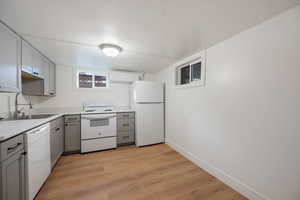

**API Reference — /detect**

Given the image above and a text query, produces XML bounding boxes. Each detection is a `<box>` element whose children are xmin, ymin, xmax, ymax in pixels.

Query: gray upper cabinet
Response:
<box><xmin>0</xmin><ymin>21</ymin><xmax>21</xmax><ymax>93</ymax></box>
<box><xmin>43</xmin><ymin>58</ymin><xmax>51</xmax><ymax>96</ymax></box>
<box><xmin>49</xmin><ymin>62</ymin><xmax>56</xmax><ymax>96</ymax></box>
<box><xmin>21</xmin><ymin>41</ymin><xmax>33</xmax><ymax>74</ymax></box>
<box><xmin>21</xmin><ymin>41</ymin><xmax>44</xmax><ymax>78</ymax></box>
<box><xmin>32</xmin><ymin>50</ymin><xmax>44</xmax><ymax>77</ymax></box>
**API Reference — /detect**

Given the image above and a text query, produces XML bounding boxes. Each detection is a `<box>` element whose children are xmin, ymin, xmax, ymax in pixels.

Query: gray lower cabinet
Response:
<box><xmin>0</xmin><ymin>135</ymin><xmax>25</xmax><ymax>200</ymax></box>
<box><xmin>117</xmin><ymin>112</ymin><xmax>135</xmax><ymax>146</ymax></box>
<box><xmin>50</xmin><ymin>117</ymin><xmax>64</xmax><ymax>168</ymax></box>
<box><xmin>0</xmin><ymin>21</ymin><xmax>21</xmax><ymax>93</ymax></box>
<box><xmin>64</xmin><ymin>115</ymin><xmax>81</xmax><ymax>153</ymax></box>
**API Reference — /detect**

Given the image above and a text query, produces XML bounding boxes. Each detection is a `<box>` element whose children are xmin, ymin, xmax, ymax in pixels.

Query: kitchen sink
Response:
<box><xmin>4</xmin><ymin>114</ymin><xmax>57</xmax><ymax>121</ymax></box>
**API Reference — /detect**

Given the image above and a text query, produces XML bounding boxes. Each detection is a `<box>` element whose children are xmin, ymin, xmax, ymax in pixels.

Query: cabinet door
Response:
<box><xmin>32</xmin><ymin>50</ymin><xmax>43</xmax><ymax>77</ymax></box>
<box><xmin>55</xmin><ymin>117</ymin><xmax>64</xmax><ymax>157</ymax></box>
<box><xmin>21</xmin><ymin>41</ymin><xmax>33</xmax><ymax>74</ymax></box>
<box><xmin>0</xmin><ymin>151</ymin><xmax>25</xmax><ymax>200</ymax></box>
<box><xmin>65</xmin><ymin>123</ymin><xmax>81</xmax><ymax>152</ymax></box>
<box><xmin>43</xmin><ymin>58</ymin><xmax>50</xmax><ymax>95</ymax></box>
<box><xmin>0</xmin><ymin>22</ymin><xmax>21</xmax><ymax>92</ymax></box>
<box><xmin>50</xmin><ymin>124</ymin><xmax>56</xmax><ymax>167</ymax></box>
<box><xmin>49</xmin><ymin>62</ymin><xmax>56</xmax><ymax>96</ymax></box>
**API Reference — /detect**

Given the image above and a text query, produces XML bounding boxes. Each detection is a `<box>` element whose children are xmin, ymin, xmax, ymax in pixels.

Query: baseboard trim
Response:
<box><xmin>166</xmin><ymin>140</ymin><xmax>270</xmax><ymax>200</ymax></box>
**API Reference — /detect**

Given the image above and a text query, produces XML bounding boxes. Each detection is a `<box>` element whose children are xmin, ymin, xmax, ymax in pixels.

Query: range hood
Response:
<box><xmin>21</xmin><ymin>71</ymin><xmax>44</xmax><ymax>96</ymax></box>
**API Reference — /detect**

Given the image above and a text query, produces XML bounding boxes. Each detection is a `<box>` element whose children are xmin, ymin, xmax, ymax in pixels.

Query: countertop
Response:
<box><xmin>0</xmin><ymin>108</ymin><xmax>135</xmax><ymax>142</ymax></box>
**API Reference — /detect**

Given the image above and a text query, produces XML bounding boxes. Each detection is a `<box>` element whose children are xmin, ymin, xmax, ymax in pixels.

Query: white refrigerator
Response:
<box><xmin>132</xmin><ymin>81</ymin><xmax>164</xmax><ymax>147</ymax></box>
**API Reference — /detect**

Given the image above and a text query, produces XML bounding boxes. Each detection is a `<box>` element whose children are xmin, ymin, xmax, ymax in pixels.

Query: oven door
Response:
<box><xmin>81</xmin><ymin>114</ymin><xmax>117</xmax><ymax>139</ymax></box>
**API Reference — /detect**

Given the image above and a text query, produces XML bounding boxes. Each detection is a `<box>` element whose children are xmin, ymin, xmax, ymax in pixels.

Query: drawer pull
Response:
<box><xmin>7</xmin><ymin>142</ymin><xmax>22</xmax><ymax>151</ymax></box>
<box><xmin>122</xmin><ymin>123</ymin><xmax>130</xmax><ymax>127</ymax></box>
<box><xmin>122</xmin><ymin>115</ymin><xmax>129</xmax><ymax>118</ymax></box>
<box><xmin>56</xmin><ymin>127</ymin><xmax>60</xmax><ymax>131</ymax></box>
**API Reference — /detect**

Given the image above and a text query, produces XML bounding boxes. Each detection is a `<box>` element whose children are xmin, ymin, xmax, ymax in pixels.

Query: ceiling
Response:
<box><xmin>0</xmin><ymin>0</ymin><xmax>299</xmax><ymax>72</ymax></box>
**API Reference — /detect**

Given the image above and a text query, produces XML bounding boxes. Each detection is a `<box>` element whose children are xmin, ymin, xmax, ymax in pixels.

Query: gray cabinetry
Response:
<box><xmin>50</xmin><ymin>117</ymin><xmax>64</xmax><ymax>168</ymax></box>
<box><xmin>0</xmin><ymin>21</ymin><xmax>21</xmax><ymax>93</ymax></box>
<box><xmin>21</xmin><ymin>41</ymin><xmax>44</xmax><ymax>78</ymax></box>
<box><xmin>64</xmin><ymin>115</ymin><xmax>81</xmax><ymax>153</ymax></box>
<box><xmin>0</xmin><ymin>135</ymin><xmax>25</xmax><ymax>200</ymax></box>
<box><xmin>117</xmin><ymin>112</ymin><xmax>135</xmax><ymax>146</ymax></box>
<box><xmin>49</xmin><ymin>62</ymin><xmax>56</xmax><ymax>96</ymax></box>
<box><xmin>43</xmin><ymin>58</ymin><xmax>51</xmax><ymax>95</ymax></box>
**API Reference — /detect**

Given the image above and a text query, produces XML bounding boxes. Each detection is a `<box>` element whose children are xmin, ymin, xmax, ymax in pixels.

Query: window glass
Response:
<box><xmin>180</xmin><ymin>65</ymin><xmax>190</xmax><ymax>85</ymax></box>
<box><xmin>191</xmin><ymin>62</ymin><xmax>201</xmax><ymax>81</ymax></box>
<box><xmin>78</xmin><ymin>73</ymin><xmax>93</xmax><ymax>88</ymax></box>
<box><xmin>94</xmin><ymin>75</ymin><xmax>107</xmax><ymax>88</ymax></box>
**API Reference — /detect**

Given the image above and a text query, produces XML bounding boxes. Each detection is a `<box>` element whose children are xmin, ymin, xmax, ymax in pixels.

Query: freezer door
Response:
<box><xmin>135</xmin><ymin>103</ymin><xmax>164</xmax><ymax>146</ymax></box>
<box><xmin>134</xmin><ymin>81</ymin><xmax>163</xmax><ymax>103</ymax></box>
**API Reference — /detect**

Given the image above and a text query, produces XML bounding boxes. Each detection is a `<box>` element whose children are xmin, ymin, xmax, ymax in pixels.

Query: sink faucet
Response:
<box><xmin>14</xmin><ymin>93</ymin><xmax>33</xmax><ymax>118</ymax></box>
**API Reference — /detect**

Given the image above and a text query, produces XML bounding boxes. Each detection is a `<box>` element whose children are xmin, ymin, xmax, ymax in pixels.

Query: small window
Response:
<box><xmin>175</xmin><ymin>57</ymin><xmax>205</xmax><ymax>87</ymax></box>
<box><xmin>77</xmin><ymin>71</ymin><xmax>109</xmax><ymax>89</ymax></box>
<box><xmin>79</xmin><ymin>73</ymin><xmax>93</xmax><ymax>88</ymax></box>
<box><xmin>191</xmin><ymin>62</ymin><xmax>201</xmax><ymax>81</ymax></box>
<box><xmin>180</xmin><ymin>65</ymin><xmax>190</xmax><ymax>85</ymax></box>
<box><xmin>94</xmin><ymin>75</ymin><xmax>107</xmax><ymax>88</ymax></box>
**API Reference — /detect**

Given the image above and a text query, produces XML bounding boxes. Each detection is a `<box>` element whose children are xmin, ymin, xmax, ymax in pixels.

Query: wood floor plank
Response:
<box><xmin>35</xmin><ymin>144</ymin><xmax>247</xmax><ymax>200</ymax></box>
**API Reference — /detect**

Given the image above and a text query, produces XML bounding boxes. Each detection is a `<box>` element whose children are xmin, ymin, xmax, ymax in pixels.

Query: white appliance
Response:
<box><xmin>81</xmin><ymin>105</ymin><xmax>117</xmax><ymax>153</ymax></box>
<box><xmin>25</xmin><ymin>124</ymin><xmax>51</xmax><ymax>200</ymax></box>
<box><xmin>132</xmin><ymin>81</ymin><xmax>164</xmax><ymax>147</ymax></box>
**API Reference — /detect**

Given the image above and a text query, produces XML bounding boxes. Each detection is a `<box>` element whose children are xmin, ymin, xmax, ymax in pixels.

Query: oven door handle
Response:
<box><xmin>81</xmin><ymin>115</ymin><xmax>116</xmax><ymax>120</ymax></box>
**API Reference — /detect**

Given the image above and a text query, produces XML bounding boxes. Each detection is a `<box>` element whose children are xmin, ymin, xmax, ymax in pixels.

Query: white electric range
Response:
<box><xmin>81</xmin><ymin>105</ymin><xmax>117</xmax><ymax>153</ymax></box>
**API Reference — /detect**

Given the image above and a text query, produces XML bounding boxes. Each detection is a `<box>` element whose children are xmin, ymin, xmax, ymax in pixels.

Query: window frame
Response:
<box><xmin>76</xmin><ymin>70</ymin><xmax>109</xmax><ymax>89</ymax></box>
<box><xmin>175</xmin><ymin>56</ymin><xmax>205</xmax><ymax>88</ymax></box>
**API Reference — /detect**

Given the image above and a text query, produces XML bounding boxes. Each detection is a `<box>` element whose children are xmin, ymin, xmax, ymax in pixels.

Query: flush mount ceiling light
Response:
<box><xmin>99</xmin><ymin>43</ymin><xmax>122</xmax><ymax>57</ymax></box>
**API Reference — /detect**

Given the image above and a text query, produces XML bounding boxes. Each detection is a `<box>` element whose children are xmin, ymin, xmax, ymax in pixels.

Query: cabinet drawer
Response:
<box><xmin>117</xmin><ymin>131</ymin><xmax>134</xmax><ymax>144</ymax></box>
<box><xmin>0</xmin><ymin>134</ymin><xmax>24</xmax><ymax>161</ymax></box>
<box><xmin>117</xmin><ymin>112</ymin><xmax>134</xmax><ymax>119</ymax></box>
<box><xmin>117</xmin><ymin>119</ymin><xmax>134</xmax><ymax>131</ymax></box>
<box><xmin>64</xmin><ymin>115</ymin><xmax>80</xmax><ymax>123</ymax></box>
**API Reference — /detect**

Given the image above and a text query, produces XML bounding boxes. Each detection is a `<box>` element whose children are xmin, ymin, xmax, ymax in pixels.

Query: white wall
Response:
<box><xmin>32</xmin><ymin>65</ymin><xmax>132</xmax><ymax>109</ymax></box>
<box><xmin>0</xmin><ymin>65</ymin><xmax>154</xmax><ymax>117</ymax></box>
<box><xmin>156</xmin><ymin>5</ymin><xmax>300</xmax><ymax>200</ymax></box>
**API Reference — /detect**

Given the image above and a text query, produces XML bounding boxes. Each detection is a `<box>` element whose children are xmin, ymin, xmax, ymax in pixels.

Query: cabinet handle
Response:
<box><xmin>7</xmin><ymin>142</ymin><xmax>22</xmax><ymax>151</ymax></box>
<box><xmin>122</xmin><ymin>115</ymin><xmax>129</xmax><ymax>118</ymax></box>
<box><xmin>56</xmin><ymin>127</ymin><xmax>60</xmax><ymax>131</ymax></box>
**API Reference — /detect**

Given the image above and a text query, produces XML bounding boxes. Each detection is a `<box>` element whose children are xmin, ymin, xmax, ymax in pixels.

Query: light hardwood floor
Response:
<box><xmin>36</xmin><ymin>144</ymin><xmax>247</xmax><ymax>200</ymax></box>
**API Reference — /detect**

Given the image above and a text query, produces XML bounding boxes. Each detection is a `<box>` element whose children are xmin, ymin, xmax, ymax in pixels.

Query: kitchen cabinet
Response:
<box><xmin>21</xmin><ymin>41</ymin><xmax>44</xmax><ymax>78</ymax></box>
<box><xmin>0</xmin><ymin>21</ymin><xmax>21</xmax><ymax>93</ymax></box>
<box><xmin>43</xmin><ymin>58</ymin><xmax>51</xmax><ymax>96</ymax></box>
<box><xmin>117</xmin><ymin>112</ymin><xmax>135</xmax><ymax>146</ymax></box>
<box><xmin>50</xmin><ymin>117</ymin><xmax>64</xmax><ymax>168</ymax></box>
<box><xmin>32</xmin><ymin>50</ymin><xmax>44</xmax><ymax>77</ymax></box>
<box><xmin>64</xmin><ymin>115</ymin><xmax>81</xmax><ymax>153</ymax></box>
<box><xmin>49</xmin><ymin>62</ymin><xmax>56</xmax><ymax>96</ymax></box>
<box><xmin>0</xmin><ymin>135</ymin><xmax>25</xmax><ymax>200</ymax></box>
